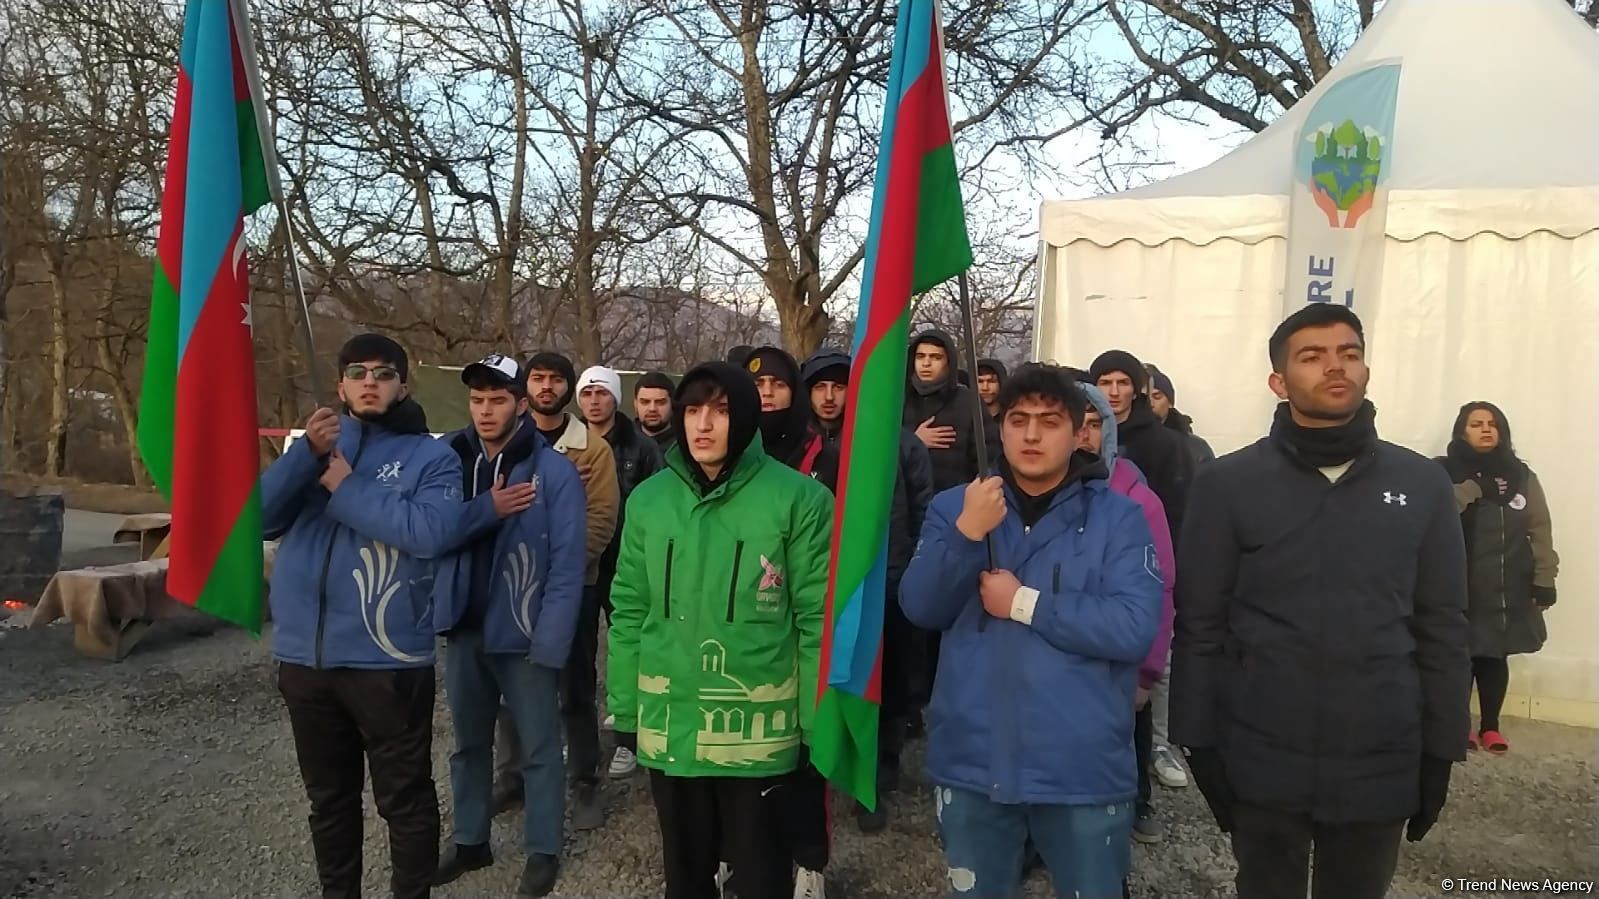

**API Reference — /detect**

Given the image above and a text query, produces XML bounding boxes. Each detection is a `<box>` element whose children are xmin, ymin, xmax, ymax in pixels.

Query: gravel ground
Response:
<box><xmin>3</xmin><ymin>622</ymin><xmax>1596</xmax><ymax>898</ymax></box>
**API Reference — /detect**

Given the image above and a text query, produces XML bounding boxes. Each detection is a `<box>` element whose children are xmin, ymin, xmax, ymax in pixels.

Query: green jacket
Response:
<box><xmin>606</xmin><ymin>435</ymin><xmax>833</xmax><ymax>778</ymax></box>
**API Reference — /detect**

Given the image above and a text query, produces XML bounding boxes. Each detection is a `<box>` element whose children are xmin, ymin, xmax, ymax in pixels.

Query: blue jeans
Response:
<box><xmin>935</xmin><ymin>786</ymin><xmax>1132</xmax><ymax>898</ymax></box>
<box><xmin>444</xmin><ymin>630</ymin><xmax>564</xmax><ymax>856</ymax></box>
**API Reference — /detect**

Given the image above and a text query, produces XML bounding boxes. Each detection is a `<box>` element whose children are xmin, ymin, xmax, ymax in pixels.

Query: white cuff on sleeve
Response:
<box><xmin>1010</xmin><ymin>586</ymin><xmax>1041</xmax><ymax>626</ymax></box>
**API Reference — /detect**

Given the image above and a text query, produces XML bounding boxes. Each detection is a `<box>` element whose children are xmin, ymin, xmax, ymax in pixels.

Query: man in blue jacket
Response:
<box><xmin>262</xmin><ymin>333</ymin><xmax>463</xmax><ymax>899</ymax></box>
<box><xmin>901</xmin><ymin>362</ymin><xmax>1162</xmax><ymax>899</ymax></box>
<box><xmin>430</xmin><ymin>354</ymin><xmax>587</xmax><ymax>897</ymax></box>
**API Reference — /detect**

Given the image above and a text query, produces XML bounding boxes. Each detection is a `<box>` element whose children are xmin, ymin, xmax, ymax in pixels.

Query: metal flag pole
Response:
<box><xmin>231</xmin><ymin>0</ymin><xmax>326</xmax><ymax>409</ymax></box>
<box><xmin>954</xmin><ymin>270</ymin><xmax>997</xmax><ymax>571</ymax></box>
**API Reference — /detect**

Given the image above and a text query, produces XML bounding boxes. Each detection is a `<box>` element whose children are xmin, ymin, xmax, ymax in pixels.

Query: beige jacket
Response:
<box><xmin>550</xmin><ymin>413</ymin><xmax>620</xmax><ymax>585</ymax></box>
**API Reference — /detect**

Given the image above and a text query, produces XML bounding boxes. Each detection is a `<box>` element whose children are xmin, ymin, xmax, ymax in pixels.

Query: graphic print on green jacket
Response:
<box><xmin>606</xmin><ymin>434</ymin><xmax>833</xmax><ymax>778</ymax></box>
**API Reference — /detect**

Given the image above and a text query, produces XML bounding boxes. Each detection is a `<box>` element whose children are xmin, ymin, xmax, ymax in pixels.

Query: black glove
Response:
<box><xmin>1406</xmin><ymin>755</ymin><xmax>1453</xmax><ymax>842</ymax></box>
<box><xmin>1474</xmin><ymin>474</ymin><xmax>1509</xmax><ymax>503</ymax></box>
<box><xmin>615</xmin><ymin>730</ymin><xmax>638</xmax><ymax>753</ymax></box>
<box><xmin>1532</xmin><ymin>585</ymin><xmax>1557</xmax><ymax>609</ymax></box>
<box><xmin>1182</xmin><ymin>746</ymin><xmax>1236</xmax><ymax>833</ymax></box>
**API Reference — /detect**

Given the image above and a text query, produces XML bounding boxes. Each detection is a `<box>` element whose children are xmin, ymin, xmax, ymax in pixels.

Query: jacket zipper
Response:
<box><xmin>314</xmin><ymin>423</ymin><xmax>367</xmax><ymax>669</ymax></box>
<box><xmin>663</xmin><ymin>539</ymin><xmax>676</xmax><ymax>618</ymax></box>
<box><xmin>726</xmin><ymin>540</ymin><xmax>745</xmax><ymax>622</ymax></box>
<box><xmin>1052</xmin><ymin>563</ymin><xmax>1060</xmax><ymax>594</ymax></box>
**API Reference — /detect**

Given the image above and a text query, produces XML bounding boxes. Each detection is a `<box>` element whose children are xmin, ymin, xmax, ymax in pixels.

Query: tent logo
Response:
<box><xmin>1304</xmin><ymin>118</ymin><xmax>1386</xmax><ymax>229</ymax></box>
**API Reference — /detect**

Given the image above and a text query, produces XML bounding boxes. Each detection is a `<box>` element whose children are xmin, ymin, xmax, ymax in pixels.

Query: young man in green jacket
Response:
<box><xmin>607</xmin><ymin>361</ymin><xmax>833</xmax><ymax>899</ymax></box>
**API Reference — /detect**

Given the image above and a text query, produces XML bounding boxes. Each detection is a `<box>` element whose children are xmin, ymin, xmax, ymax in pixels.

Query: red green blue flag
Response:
<box><xmin>810</xmin><ymin>0</ymin><xmax>973</xmax><ymax>808</ymax></box>
<box><xmin>135</xmin><ymin>0</ymin><xmax>273</xmax><ymax>633</ymax></box>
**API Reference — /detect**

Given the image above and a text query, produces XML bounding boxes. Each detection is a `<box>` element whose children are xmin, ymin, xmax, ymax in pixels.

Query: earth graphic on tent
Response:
<box><xmin>1306</xmin><ymin>118</ymin><xmax>1385</xmax><ymax>228</ymax></box>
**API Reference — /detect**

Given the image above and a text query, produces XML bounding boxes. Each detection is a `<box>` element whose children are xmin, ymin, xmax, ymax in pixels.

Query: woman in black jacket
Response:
<box><xmin>1436</xmin><ymin>402</ymin><xmax>1558</xmax><ymax>754</ymax></box>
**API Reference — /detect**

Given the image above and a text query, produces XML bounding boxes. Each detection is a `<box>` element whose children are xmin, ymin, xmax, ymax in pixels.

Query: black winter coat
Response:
<box><xmin>1171</xmin><ymin>434</ymin><xmax>1470</xmax><ymax>824</ymax></box>
<box><xmin>1164</xmin><ymin>410</ymin><xmax>1216</xmax><ymax>468</ymax></box>
<box><xmin>817</xmin><ymin>424</ymin><xmax>933</xmax><ymax>584</ymax></box>
<box><xmin>902</xmin><ymin>330</ymin><xmax>999</xmax><ymax>491</ymax></box>
<box><xmin>600</xmin><ymin>413</ymin><xmax>665</xmax><ymax>577</ymax></box>
<box><xmin>1436</xmin><ymin>462</ymin><xmax>1558</xmax><ymax>658</ymax></box>
<box><xmin>1118</xmin><ymin>400</ymin><xmax>1193</xmax><ymax>537</ymax></box>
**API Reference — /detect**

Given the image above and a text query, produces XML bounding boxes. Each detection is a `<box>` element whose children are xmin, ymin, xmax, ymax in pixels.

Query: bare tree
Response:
<box><xmin>624</xmin><ymin>0</ymin><xmax>1092</xmax><ymax>358</ymax></box>
<box><xmin>1080</xmin><ymin>0</ymin><xmax>1596</xmax><ymax>147</ymax></box>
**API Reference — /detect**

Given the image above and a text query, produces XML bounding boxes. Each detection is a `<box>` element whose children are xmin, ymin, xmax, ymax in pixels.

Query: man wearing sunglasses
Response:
<box><xmin>261</xmin><ymin>333</ymin><xmax>464</xmax><ymax>899</ymax></box>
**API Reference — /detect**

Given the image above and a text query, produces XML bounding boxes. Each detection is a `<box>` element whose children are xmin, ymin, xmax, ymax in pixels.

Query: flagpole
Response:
<box><xmin>955</xmin><ymin>270</ymin><xmax>997</xmax><ymax>571</ymax></box>
<box><xmin>230</xmin><ymin>0</ymin><xmax>326</xmax><ymax>409</ymax></box>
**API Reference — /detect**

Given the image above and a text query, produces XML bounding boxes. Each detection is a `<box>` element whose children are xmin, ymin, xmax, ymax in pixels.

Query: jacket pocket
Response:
<box><xmin>1052</xmin><ymin>564</ymin><xmax>1061</xmax><ymax>595</ymax></box>
<box><xmin>726</xmin><ymin>540</ymin><xmax>745</xmax><ymax>622</ymax></box>
<box><xmin>663</xmin><ymin>539</ymin><xmax>676</xmax><ymax>618</ymax></box>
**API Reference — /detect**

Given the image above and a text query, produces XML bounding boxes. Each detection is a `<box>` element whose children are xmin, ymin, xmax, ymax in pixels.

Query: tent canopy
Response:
<box><xmin>1042</xmin><ymin>0</ymin><xmax>1599</xmax><ymax>248</ymax></box>
<box><xmin>1033</xmin><ymin>0</ymin><xmax>1599</xmax><ymax>722</ymax></box>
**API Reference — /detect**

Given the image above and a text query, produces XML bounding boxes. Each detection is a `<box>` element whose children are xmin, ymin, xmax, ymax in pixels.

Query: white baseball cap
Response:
<box><xmin>462</xmin><ymin>353</ymin><xmax>522</xmax><ymax>391</ymax></box>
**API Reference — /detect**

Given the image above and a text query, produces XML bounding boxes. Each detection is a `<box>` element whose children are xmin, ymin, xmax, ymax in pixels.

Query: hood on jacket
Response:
<box><xmin>908</xmin><ymin>329</ymin><xmax>959</xmax><ymax>396</ymax></box>
<box><xmin>977</xmin><ymin>358</ymin><xmax>1008</xmax><ymax>383</ymax></box>
<box><xmin>450</xmin><ymin>411</ymin><xmax>540</xmax><ymax>497</ymax></box>
<box><xmin>1078</xmin><ymin>383</ymin><xmax>1120</xmax><ymax>477</ymax></box>
<box><xmin>672</xmin><ymin>361</ymin><xmax>763</xmax><ymax>492</ymax></box>
<box><xmin>746</xmin><ymin>346</ymin><xmax>813</xmax><ymax>460</ymax></box>
<box><xmin>801</xmin><ymin>347</ymin><xmax>852</xmax><ymax>387</ymax></box>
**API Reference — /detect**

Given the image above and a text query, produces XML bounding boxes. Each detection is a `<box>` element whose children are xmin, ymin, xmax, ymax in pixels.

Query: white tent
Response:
<box><xmin>1034</xmin><ymin>0</ymin><xmax>1599</xmax><ymax>726</ymax></box>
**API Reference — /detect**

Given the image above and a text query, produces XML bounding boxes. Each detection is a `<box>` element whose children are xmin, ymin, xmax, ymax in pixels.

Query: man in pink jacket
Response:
<box><xmin>1080</xmin><ymin>381</ymin><xmax>1176</xmax><ymax>846</ymax></box>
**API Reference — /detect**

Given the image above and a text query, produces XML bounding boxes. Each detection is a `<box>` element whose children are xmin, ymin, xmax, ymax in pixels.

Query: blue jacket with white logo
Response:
<box><xmin>900</xmin><ymin>461</ymin><xmax>1162</xmax><ymax>806</ymax></box>
<box><xmin>261</xmin><ymin>415</ymin><xmax>464</xmax><ymax>669</ymax></box>
<box><xmin>433</xmin><ymin>419</ymin><xmax>588</xmax><ymax>668</ymax></box>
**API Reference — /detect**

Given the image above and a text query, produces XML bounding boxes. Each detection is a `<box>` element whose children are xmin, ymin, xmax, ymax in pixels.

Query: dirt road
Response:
<box><xmin>2</xmin><ymin>623</ymin><xmax>1595</xmax><ymax>898</ymax></box>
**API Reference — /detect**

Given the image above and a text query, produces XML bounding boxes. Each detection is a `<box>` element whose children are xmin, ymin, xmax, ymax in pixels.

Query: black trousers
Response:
<box><xmin>879</xmin><ymin>577</ymin><xmax>912</xmax><ymax>772</ymax></box>
<box><xmin>1472</xmin><ymin>655</ymin><xmax>1510</xmax><ymax>732</ymax></box>
<box><xmin>559</xmin><ymin>583</ymin><xmax>604</xmax><ymax>786</ymax></box>
<box><xmin>1231</xmin><ymin>802</ymin><xmax>1405</xmax><ymax>899</ymax></box>
<box><xmin>650</xmin><ymin>770</ymin><xmax>794</xmax><ymax>899</ymax></box>
<box><xmin>1134</xmin><ymin>701</ymin><xmax>1153</xmax><ymax>814</ymax></box>
<box><xmin>783</xmin><ymin>765</ymin><xmax>832</xmax><ymax>871</ymax></box>
<box><xmin>278</xmin><ymin>663</ymin><xmax>439</xmax><ymax>899</ymax></box>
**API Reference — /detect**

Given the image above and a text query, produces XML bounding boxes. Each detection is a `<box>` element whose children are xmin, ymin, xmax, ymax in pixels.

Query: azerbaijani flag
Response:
<box><xmin>810</xmin><ymin>0</ymin><xmax>973</xmax><ymax>808</ymax></box>
<box><xmin>135</xmin><ymin>0</ymin><xmax>273</xmax><ymax>633</ymax></box>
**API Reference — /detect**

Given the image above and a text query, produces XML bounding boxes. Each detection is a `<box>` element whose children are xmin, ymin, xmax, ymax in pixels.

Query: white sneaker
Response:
<box><xmin>1151</xmin><ymin>744</ymin><xmax>1189</xmax><ymax>788</ymax></box>
<box><xmin>716</xmin><ymin>862</ymin><xmax>733</xmax><ymax>898</ymax></box>
<box><xmin>794</xmin><ymin>867</ymin><xmax>825</xmax><ymax>899</ymax></box>
<box><xmin>608</xmin><ymin>746</ymin><xmax>638</xmax><ymax>777</ymax></box>
<box><xmin>602</xmin><ymin>713</ymin><xmax>615</xmax><ymax>732</ymax></box>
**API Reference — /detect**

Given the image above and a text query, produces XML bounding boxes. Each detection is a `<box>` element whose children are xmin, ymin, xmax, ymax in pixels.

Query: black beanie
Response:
<box><xmin>726</xmin><ymin>345</ymin><xmax>756</xmax><ymax>368</ymax></box>
<box><xmin>801</xmin><ymin>347</ymin><xmax>852</xmax><ymax>387</ymax></box>
<box><xmin>524</xmin><ymin>351</ymin><xmax>577</xmax><ymax>398</ymax></box>
<box><xmin>1089</xmin><ymin>350</ymin><xmax>1147</xmax><ymax>393</ymax></box>
<box><xmin>338</xmin><ymin>333</ymin><xmax>410</xmax><ymax>382</ymax></box>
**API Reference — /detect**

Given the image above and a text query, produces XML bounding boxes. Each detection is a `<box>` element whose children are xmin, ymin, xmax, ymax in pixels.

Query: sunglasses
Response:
<box><xmin>343</xmin><ymin>364</ymin><xmax>401</xmax><ymax>382</ymax></box>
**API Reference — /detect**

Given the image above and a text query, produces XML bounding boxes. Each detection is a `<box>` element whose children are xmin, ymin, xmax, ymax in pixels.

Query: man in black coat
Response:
<box><xmin>902</xmin><ymin>329</ymin><xmax>998</xmax><ymax>491</ymax></box>
<box><xmin>576</xmin><ymin>365</ymin><xmax>664</xmax><ymax>780</ymax></box>
<box><xmin>1171</xmin><ymin>304</ymin><xmax>1470</xmax><ymax>899</ymax></box>
<box><xmin>804</xmin><ymin>348</ymin><xmax>936</xmax><ymax>832</ymax></box>
<box><xmin>1090</xmin><ymin>350</ymin><xmax>1191</xmax><ymax>537</ymax></box>
<box><xmin>976</xmin><ymin>358</ymin><xmax>1007</xmax><ymax>421</ymax></box>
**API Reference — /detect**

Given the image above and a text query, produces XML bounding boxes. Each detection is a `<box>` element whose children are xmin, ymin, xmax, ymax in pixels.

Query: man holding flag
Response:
<box><xmin>902</xmin><ymin>363</ymin><xmax>1162</xmax><ymax>898</ymax></box>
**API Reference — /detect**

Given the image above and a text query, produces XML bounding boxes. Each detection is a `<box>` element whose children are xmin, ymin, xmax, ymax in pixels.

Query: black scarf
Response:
<box><xmin>1269</xmin><ymin>400</ymin><xmax>1377</xmax><ymax>468</ymax></box>
<box><xmin>1442</xmin><ymin>438</ymin><xmax>1527</xmax><ymax>496</ymax></box>
<box><xmin>350</xmin><ymin>396</ymin><xmax>430</xmax><ymax>435</ymax></box>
